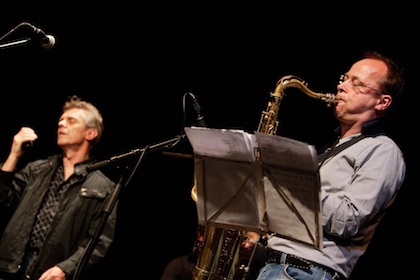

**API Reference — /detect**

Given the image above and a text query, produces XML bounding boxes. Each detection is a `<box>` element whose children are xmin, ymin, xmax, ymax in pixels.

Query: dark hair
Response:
<box><xmin>363</xmin><ymin>50</ymin><xmax>405</xmax><ymax>111</ymax></box>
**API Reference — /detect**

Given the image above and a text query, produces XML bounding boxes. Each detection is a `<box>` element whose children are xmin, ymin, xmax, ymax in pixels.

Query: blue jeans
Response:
<box><xmin>256</xmin><ymin>263</ymin><xmax>341</xmax><ymax>280</ymax></box>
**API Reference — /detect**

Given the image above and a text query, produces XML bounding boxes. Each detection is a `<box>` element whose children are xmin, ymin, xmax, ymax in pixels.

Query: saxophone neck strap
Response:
<box><xmin>318</xmin><ymin>134</ymin><xmax>366</xmax><ymax>168</ymax></box>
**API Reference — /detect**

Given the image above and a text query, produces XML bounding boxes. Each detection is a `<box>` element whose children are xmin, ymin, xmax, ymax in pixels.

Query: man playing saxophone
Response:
<box><xmin>255</xmin><ymin>51</ymin><xmax>406</xmax><ymax>280</ymax></box>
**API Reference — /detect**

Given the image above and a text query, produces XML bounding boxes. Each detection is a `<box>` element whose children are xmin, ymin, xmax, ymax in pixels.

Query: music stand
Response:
<box><xmin>185</xmin><ymin>127</ymin><xmax>323</xmax><ymax>249</ymax></box>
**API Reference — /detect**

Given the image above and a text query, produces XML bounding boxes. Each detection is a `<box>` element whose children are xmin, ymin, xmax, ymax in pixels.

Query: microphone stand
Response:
<box><xmin>72</xmin><ymin>134</ymin><xmax>185</xmax><ymax>280</ymax></box>
<box><xmin>0</xmin><ymin>22</ymin><xmax>33</xmax><ymax>50</ymax></box>
<box><xmin>85</xmin><ymin>134</ymin><xmax>185</xmax><ymax>172</ymax></box>
<box><xmin>0</xmin><ymin>37</ymin><xmax>32</xmax><ymax>49</ymax></box>
<box><xmin>72</xmin><ymin>175</ymin><xmax>124</xmax><ymax>280</ymax></box>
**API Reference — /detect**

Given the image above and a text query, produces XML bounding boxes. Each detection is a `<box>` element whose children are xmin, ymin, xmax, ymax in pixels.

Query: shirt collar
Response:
<box><xmin>335</xmin><ymin>117</ymin><xmax>387</xmax><ymax>138</ymax></box>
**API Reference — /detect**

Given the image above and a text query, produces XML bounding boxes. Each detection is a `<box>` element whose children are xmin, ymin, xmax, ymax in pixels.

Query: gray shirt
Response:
<box><xmin>266</xmin><ymin>132</ymin><xmax>406</xmax><ymax>278</ymax></box>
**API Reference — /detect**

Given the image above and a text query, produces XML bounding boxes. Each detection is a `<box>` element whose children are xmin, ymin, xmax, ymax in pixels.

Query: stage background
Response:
<box><xmin>0</xmin><ymin>4</ymin><xmax>416</xmax><ymax>279</ymax></box>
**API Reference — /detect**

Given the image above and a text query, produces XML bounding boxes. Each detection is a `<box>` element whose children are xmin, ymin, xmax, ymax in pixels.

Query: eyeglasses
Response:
<box><xmin>339</xmin><ymin>74</ymin><xmax>386</xmax><ymax>95</ymax></box>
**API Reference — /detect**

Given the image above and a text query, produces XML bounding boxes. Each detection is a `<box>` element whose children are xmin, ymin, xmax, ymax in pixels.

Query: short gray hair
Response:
<box><xmin>62</xmin><ymin>95</ymin><xmax>104</xmax><ymax>149</ymax></box>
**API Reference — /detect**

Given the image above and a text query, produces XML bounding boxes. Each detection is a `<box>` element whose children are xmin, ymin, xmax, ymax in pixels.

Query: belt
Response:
<box><xmin>267</xmin><ymin>249</ymin><xmax>346</xmax><ymax>279</ymax></box>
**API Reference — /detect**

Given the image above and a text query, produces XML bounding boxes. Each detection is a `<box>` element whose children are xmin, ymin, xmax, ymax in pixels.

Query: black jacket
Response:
<box><xmin>0</xmin><ymin>154</ymin><xmax>117</xmax><ymax>279</ymax></box>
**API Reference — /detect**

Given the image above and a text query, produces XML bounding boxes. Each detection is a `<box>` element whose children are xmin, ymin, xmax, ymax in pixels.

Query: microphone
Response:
<box><xmin>22</xmin><ymin>141</ymin><xmax>33</xmax><ymax>151</ymax></box>
<box><xmin>25</xmin><ymin>22</ymin><xmax>56</xmax><ymax>49</ymax></box>
<box><xmin>189</xmin><ymin>92</ymin><xmax>206</xmax><ymax>127</ymax></box>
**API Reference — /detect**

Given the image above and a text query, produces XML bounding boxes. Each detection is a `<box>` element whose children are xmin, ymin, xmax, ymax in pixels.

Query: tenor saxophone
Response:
<box><xmin>192</xmin><ymin>75</ymin><xmax>335</xmax><ymax>280</ymax></box>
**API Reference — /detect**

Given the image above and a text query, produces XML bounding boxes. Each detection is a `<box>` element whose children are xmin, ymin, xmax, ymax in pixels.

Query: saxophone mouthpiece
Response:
<box><xmin>333</xmin><ymin>95</ymin><xmax>347</xmax><ymax>103</ymax></box>
<box><xmin>322</xmin><ymin>93</ymin><xmax>337</xmax><ymax>104</ymax></box>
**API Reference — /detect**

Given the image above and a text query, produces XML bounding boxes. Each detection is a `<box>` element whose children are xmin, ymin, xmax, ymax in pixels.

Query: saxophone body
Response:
<box><xmin>192</xmin><ymin>75</ymin><xmax>335</xmax><ymax>280</ymax></box>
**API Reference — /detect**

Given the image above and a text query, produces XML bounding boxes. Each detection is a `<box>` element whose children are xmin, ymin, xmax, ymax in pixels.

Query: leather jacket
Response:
<box><xmin>0</xmin><ymin>154</ymin><xmax>117</xmax><ymax>279</ymax></box>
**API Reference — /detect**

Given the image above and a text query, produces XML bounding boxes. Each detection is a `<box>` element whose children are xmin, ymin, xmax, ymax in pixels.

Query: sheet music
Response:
<box><xmin>255</xmin><ymin>132</ymin><xmax>318</xmax><ymax>173</ymax></box>
<box><xmin>193</xmin><ymin>157</ymin><xmax>262</xmax><ymax>230</ymax></box>
<box><xmin>184</xmin><ymin>126</ymin><xmax>256</xmax><ymax>162</ymax></box>
<box><xmin>185</xmin><ymin>126</ymin><xmax>323</xmax><ymax>248</ymax></box>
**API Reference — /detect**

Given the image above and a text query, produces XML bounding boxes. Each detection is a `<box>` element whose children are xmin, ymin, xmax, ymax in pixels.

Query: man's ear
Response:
<box><xmin>86</xmin><ymin>128</ymin><xmax>98</xmax><ymax>141</ymax></box>
<box><xmin>376</xmin><ymin>94</ymin><xmax>392</xmax><ymax>111</ymax></box>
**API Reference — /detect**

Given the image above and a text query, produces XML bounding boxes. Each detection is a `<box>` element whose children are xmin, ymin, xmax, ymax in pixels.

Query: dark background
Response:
<box><xmin>0</xmin><ymin>4</ymin><xmax>416</xmax><ymax>280</ymax></box>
